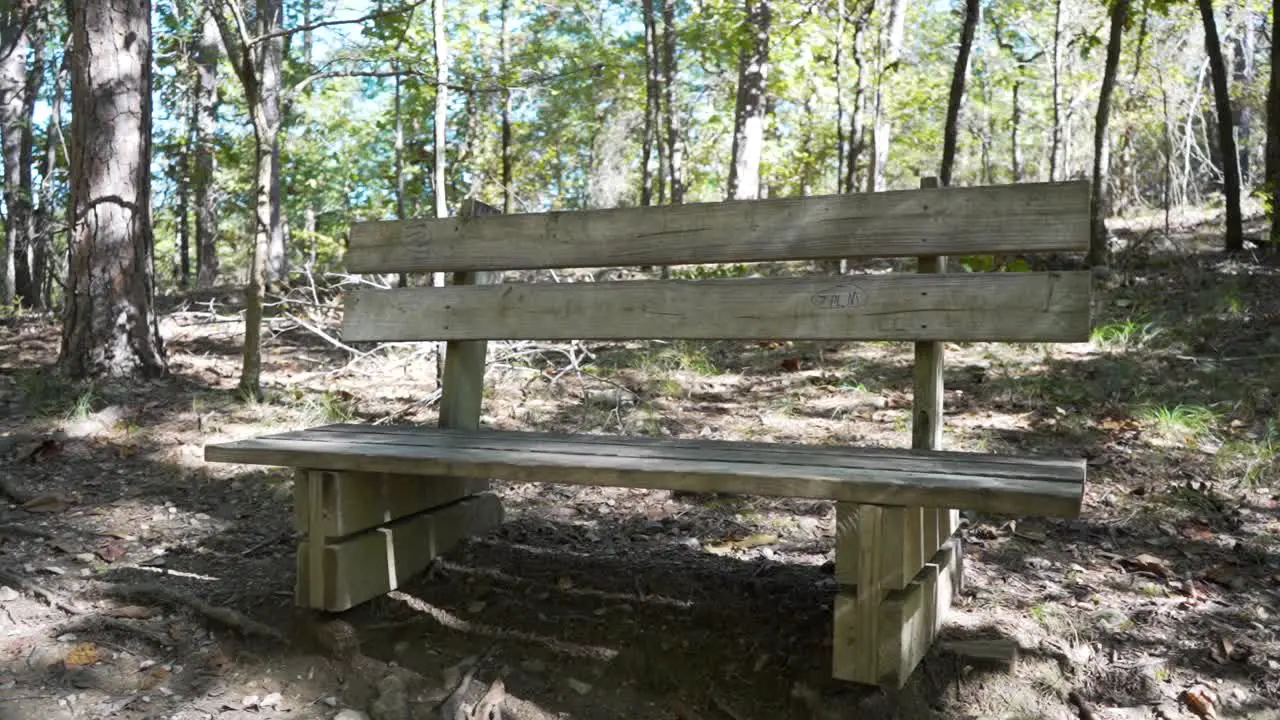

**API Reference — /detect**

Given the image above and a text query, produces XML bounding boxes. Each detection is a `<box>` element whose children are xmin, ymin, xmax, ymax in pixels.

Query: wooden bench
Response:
<box><xmin>205</xmin><ymin>179</ymin><xmax>1092</xmax><ymax>688</ymax></box>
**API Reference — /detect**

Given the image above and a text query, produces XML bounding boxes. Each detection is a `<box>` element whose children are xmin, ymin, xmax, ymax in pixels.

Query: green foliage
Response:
<box><xmin>1090</xmin><ymin>319</ymin><xmax>1162</xmax><ymax>349</ymax></box>
<box><xmin>1136</xmin><ymin>403</ymin><xmax>1218</xmax><ymax>438</ymax></box>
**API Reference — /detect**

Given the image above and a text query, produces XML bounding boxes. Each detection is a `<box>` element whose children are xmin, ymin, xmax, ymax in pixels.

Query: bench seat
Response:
<box><xmin>204</xmin><ymin>423</ymin><xmax>1085</xmax><ymax>518</ymax></box>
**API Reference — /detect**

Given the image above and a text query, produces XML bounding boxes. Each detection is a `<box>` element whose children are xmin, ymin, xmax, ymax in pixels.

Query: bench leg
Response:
<box><xmin>832</xmin><ymin>502</ymin><xmax>963</xmax><ymax>688</ymax></box>
<box><xmin>293</xmin><ymin>470</ymin><xmax>501</xmax><ymax>611</ymax></box>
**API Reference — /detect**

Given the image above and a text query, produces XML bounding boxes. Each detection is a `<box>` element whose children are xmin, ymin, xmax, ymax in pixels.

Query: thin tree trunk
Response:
<box><xmin>500</xmin><ymin>0</ymin><xmax>513</xmax><ymax>214</ymax></box>
<box><xmin>727</xmin><ymin>0</ymin><xmax>771</xmax><ymax>200</ymax></box>
<box><xmin>260</xmin><ymin>0</ymin><xmax>286</xmax><ymax>284</ymax></box>
<box><xmin>61</xmin><ymin>0</ymin><xmax>165</xmax><ymax>378</ymax></box>
<box><xmin>433</xmin><ymin>0</ymin><xmax>448</xmax><ymax>220</ymax></box>
<box><xmin>843</xmin><ymin>13</ymin><xmax>865</xmax><ymax>193</ymax></box>
<box><xmin>1267</xmin><ymin>0</ymin><xmax>1279</xmax><ymax>245</ymax></box>
<box><xmin>835</xmin><ymin>0</ymin><xmax>844</xmax><ymax>191</ymax></box>
<box><xmin>1088</xmin><ymin>0</ymin><xmax>1128</xmax><ymax>266</ymax></box>
<box><xmin>865</xmin><ymin>0</ymin><xmax>907</xmax><ymax>192</ymax></box>
<box><xmin>33</xmin><ymin>43</ymin><xmax>66</xmax><ymax>310</ymax></box>
<box><xmin>940</xmin><ymin>0</ymin><xmax>978</xmax><ymax>187</ymax></box>
<box><xmin>1011</xmin><ymin>78</ymin><xmax>1022</xmax><ymax>182</ymax></box>
<box><xmin>0</xmin><ymin>0</ymin><xmax>35</xmax><ymax>308</ymax></box>
<box><xmin>1231</xmin><ymin>17</ymin><xmax>1253</xmax><ymax>185</ymax></box>
<box><xmin>193</xmin><ymin>7</ymin><xmax>219</xmax><ymax>288</ymax></box>
<box><xmin>1198</xmin><ymin>0</ymin><xmax>1244</xmax><ymax>252</ymax></box>
<box><xmin>641</xmin><ymin>0</ymin><xmax>658</xmax><ymax>205</ymax></box>
<box><xmin>1050</xmin><ymin>0</ymin><xmax>1062</xmax><ymax>181</ymax></box>
<box><xmin>660</xmin><ymin>0</ymin><xmax>682</xmax><ymax>204</ymax></box>
<box><xmin>177</xmin><ymin>85</ymin><xmax>193</xmax><ymax>288</ymax></box>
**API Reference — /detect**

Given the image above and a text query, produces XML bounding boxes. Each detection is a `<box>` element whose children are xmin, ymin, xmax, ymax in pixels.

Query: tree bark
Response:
<box><xmin>1049</xmin><ymin>0</ymin><xmax>1063</xmax><ymax>181</ymax></box>
<box><xmin>500</xmin><ymin>0</ymin><xmax>513</xmax><ymax>214</ymax></box>
<box><xmin>1267</xmin><ymin>0</ymin><xmax>1279</xmax><ymax>245</ymax></box>
<box><xmin>843</xmin><ymin>11</ymin><xmax>866</xmax><ymax>193</ymax></box>
<box><xmin>865</xmin><ymin>0</ymin><xmax>907</xmax><ymax>192</ymax></box>
<box><xmin>1010</xmin><ymin>78</ymin><xmax>1022</xmax><ymax>182</ymax></box>
<box><xmin>1088</xmin><ymin>0</ymin><xmax>1128</xmax><ymax>266</ymax></box>
<box><xmin>177</xmin><ymin>91</ymin><xmax>192</xmax><ymax>289</ymax></box>
<box><xmin>60</xmin><ymin>0</ymin><xmax>166</xmax><ymax>378</ymax></box>
<box><xmin>727</xmin><ymin>0</ymin><xmax>770</xmax><ymax>200</ymax></box>
<box><xmin>660</xmin><ymin>0</ymin><xmax>682</xmax><ymax>204</ymax></box>
<box><xmin>641</xmin><ymin>0</ymin><xmax>658</xmax><ymax>205</ymax></box>
<box><xmin>260</xmin><ymin>0</ymin><xmax>286</xmax><ymax>282</ymax></box>
<box><xmin>1230</xmin><ymin>16</ymin><xmax>1253</xmax><ymax>185</ymax></box>
<box><xmin>33</xmin><ymin>44</ymin><xmax>66</xmax><ymax>310</ymax></box>
<box><xmin>193</xmin><ymin>7</ymin><xmax>219</xmax><ymax>288</ymax></box>
<box><xmin>433</xmin><ymin>0</ymin><xmax>448</xmax><ymax>219</ymax></box>
<box><xmin>0</xmin><ymin>0</ymin><xmax>36</xmax><ymax>308</ymax></box>
<box><xmin>940</xmin><ymin>0</ymin><xmax>978</xmax><ymax>187</ymax></box>
<box><xmin>1198</xmin><ymin>0</ymin><xmax>1244</xmax><ymax>252</ymax></box>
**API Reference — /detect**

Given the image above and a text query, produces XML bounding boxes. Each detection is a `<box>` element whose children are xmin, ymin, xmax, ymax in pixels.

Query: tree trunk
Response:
<box><xmin>0</xmin><ymin>0</ymin><xmax>35</xmax><ymax>308</ymax></box>
<box><xmin>177</xmin><ymin>88</ymin><xmax>192</xmax><ymax>289</ymax></box>
<box><xmin>1198</xmin><ymin>0</ymin><xmax>1244</xmax><ymax>252</ymax></box>
<box><xmin>261</xmin><ymin>0</ymin><xmax>286</xmax><ymax>283</ymax></box>
<box><xmin>641</xmin><ymin>0</ymin><xmax>658</xmax><ymax>205</ymax></box>
<box><xmin>433</xmin><ymin>0</ymin><xmax>448</xmax><ymax>219</ymax></box>
<box><xmin>500</xmin><ymin>0</ymin><xmax>514</xmax><ymax>214</ymax></box>
<box><xmin>1267</xmin><ymin>0</ymin><xmax>1279</xmax><ymax>245</ymax></box>
<box><xmin>1231</xmin><ymin>17</ymin><xmax>1253</xmax><ymax>185</ymax></box>
<box><xmin>1010</xmin><ymin>78</ymin><xmax>1022</xmax><ymax>182</ymax></box>
<box><xmin>836</xmin><ymin>0</ymin><xmax>844</xmax><ymax>190</ymax></box>
<box><xmin>727</xmin><ymin>0</ymin><xmax>770</xmax><ymax>200</ymax></box>
<box><xmin>33</xmin><ymin>44</ymin><xmax>66</xmax><ymax>311</ymax></box>
<box><xmin>940</xmin><ymin>0</ymin><xmax>978</xmax><ymax>187</ymax></box>
<box><xmin>1049</xmin><ymin>0</ymin><xmax>1062</xmax><ymax>180</ymax></box>
<box><xmin>1088</xmin><ymin>0</ymin><xmax>1128</xmax><ymax>266</ymax></box>
<box><xmin>843</xmin><ymin>12</ymin><xmax>866</xmax><ymax>193</ymax></box>
<box><xmin>660</xmin><ymin>0</ymin><xmax>682</xmax><ymax>204</ymax></box>
<box><xmin>865</xmin><ymin>0</ymin><xmax>907</xmax><ymax>192</ymax></box>
<box><xmin>193</xmin><ymin>7</ymin><xmax>219</xmax><ymax>288</ymax></box>
<box><xmin>61</xmin><ymin>0</ymin><xmax>165</xmax><ymax>378</ymax></box>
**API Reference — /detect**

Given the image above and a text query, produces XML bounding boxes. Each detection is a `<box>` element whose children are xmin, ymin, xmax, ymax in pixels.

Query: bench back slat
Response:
<box><xmin>343</xmin><ymin>271</ymin><xmax>1092</xmax><ymax>343</ymax></box>
<box><xmin>346</xmin><ymin>181</ymin><xmax>1090</xmax><ymax>274</ymax></box>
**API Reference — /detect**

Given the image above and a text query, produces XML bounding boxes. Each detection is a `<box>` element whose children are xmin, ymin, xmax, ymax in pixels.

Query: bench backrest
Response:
<box><xmin>341</xmin><ymin>181</ymin><xmax>1092</xmax><ymax>344</ymax></box>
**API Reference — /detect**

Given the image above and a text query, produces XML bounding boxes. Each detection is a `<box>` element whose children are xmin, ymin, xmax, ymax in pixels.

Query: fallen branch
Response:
<box><xmin>0</xmin><ymin>568</ymin><xmax>83</xmax><ymax>615</ymax></box>
<box><xmin>101</xmin><ymin>584</ymin><xmax>286</xmax><ymax>644</ymax></box>
<box><xmin>55</xmin><ymin>616</ymin><xmax>171</xmax><ymax>648</ymax></box>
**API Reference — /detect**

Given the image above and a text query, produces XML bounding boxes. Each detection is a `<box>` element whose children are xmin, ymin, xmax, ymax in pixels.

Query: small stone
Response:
<box><xmin>261</xmin><ymin>692</ymin><xmax>283</xmax><ymax>709</ymax></box>
<box><xmin>42</xmin><ymin>566</ymin><xmax>67</xmax><ymax>576</ymax></box>
<box><xmin>321</xmin><ymin>697</ymin><xmax>338</xmax><ymax>708</ymax></box>
<box><xmin>138</xmin><ymin>659</ymin><xmax>156</xmax><ymax>670</ymax></box>
<box><xmin>242</xmin><ymin>695</ymin><xmax>261</xmax><ymax>709</ymax></box>
<box><xmin>168</xmin><ymin>507</ymin><xmax>178</xmax><ymax>515</ymax></box>
<box><xmin>334</xmin><ymin>710</ymin><xmax>370</xmax><ymax>720</ymax></box>
<box><xmin>74</xmin><ymin>553</ymin><xmax>96</xmax><ymax>564</ymax></box>
<box><xmin>567</xmin><ymin>678</ymin><xmax>592</xmax><ymax>695</ymax></box>
<box><xmin>56</xmin><ymin>633</ymin><xmax>78</xmax><ymax>643</ymax></box>
<box><xmin>0</xmin><ymin>586</ymin><xmax>19</xmax><ymax>602</ymax></box>
<box><xmin>158</xmin><ymin>686</ymin><xmax>175</xmax><ymax>698</ymax></box>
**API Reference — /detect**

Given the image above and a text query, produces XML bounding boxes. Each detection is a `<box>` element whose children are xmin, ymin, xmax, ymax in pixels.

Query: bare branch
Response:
<box><xmin>288</xmin><ymin>62</ymin><xmax>607</xmax><ymax>100</ymax></box>
<box><xmin>250</xmin><ymin>0</ymin><xmax>428</xmax><ymax>47</ymax></box>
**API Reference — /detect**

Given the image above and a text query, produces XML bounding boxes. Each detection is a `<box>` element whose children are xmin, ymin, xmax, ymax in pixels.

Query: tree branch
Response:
<box><xmin>287</xmin><ymin>62</ymin><xmax>606</xmax><ymax>101</ymax></box>
<box><xmin>250</xmin><ymin>0</ymin><xmax>428</xmax><ymax>47</ymax></box>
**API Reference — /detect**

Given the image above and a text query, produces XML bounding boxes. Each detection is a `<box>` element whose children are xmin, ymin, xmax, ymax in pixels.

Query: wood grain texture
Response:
<box><xmin>204</xmin><ymin>425</ymin><xmax>1086</xmax><ymax>517</ymax></box>
<box><xmin>295</xmin><ymin>493</ymin><xmax>503</xmax><ymax>611</ymax></box>
<box><xmin>343</xmin><ymin>272</ymin><xmax>1092</xmax><ymax>343</ymax></box>
<box><xmin>294</xmin><ymin>470</ymin><xmax>488</xmax><ymax>538</ymax></box>
<box><xmin>346</xmin><ymin>181</ymin><xmax>1090</xmax><ymax>273</ymax></box>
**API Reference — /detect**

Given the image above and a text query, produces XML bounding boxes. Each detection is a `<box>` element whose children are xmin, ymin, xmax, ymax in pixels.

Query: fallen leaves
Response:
<box><xmin>1182</xmin><ymin>684</ymin><xmax>1217</xmax><ymax>718</ymax></box>
<box><xmin>21</xmin><ymin>494</ymin><xmax>69</xmax><ymax>514</ymax></box>
<box><xmin>1122</xmin><ymin>553</ymin><xmax>1173</xmax><ymax>579</ymax></box>
<box><xmin>704</xmin><ymin>533</ymin><xmax>778</xmax><ymax>555</ymax></box>
<box><xmin>64</xmin><ymin>643</ymin><xmax>100</xmax><ymax>667</ymax></box>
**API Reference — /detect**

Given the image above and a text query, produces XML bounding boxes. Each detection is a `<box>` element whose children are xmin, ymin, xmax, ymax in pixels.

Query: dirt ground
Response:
<box><xmin>0</xmin><ymin>224</ymin><xmax>1278</xmax><ymax>720</ymax></box>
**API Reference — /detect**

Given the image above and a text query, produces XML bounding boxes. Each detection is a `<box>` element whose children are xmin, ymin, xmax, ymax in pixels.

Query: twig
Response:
<box><xmin>101</xmin><ymin>584</ymin><xmax>287</xmax><ymax>644</ymax></box>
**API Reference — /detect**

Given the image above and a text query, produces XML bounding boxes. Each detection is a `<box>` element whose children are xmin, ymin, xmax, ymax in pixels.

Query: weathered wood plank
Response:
<box><xmin>273</xmin><ymin>425</ymin><xmax>1087</xmax><ymax>481</ymax></box>
<box><xmin>343</xmin><ymin>272</ymin><xmax>1092</xmax><ymax>344</ymax></box>
<box><xmin>293</xmin><ymin>470</ymin><xmax>488</xmax><ymax>538</ymax></box>
<box><xmin>914</xmin><ymin>178</ymin><xmax>950</xmax><ymax>563</ymax></box>
<box><xmin>345</xmin><ymin>181</ymin><xmax>1090</xmax><ymax>273</ymax></box>
<box><xmin>204</xmin><ymin>433</ymin><xmax>1086</xmax><ymax>517</ymax></box>
<box><xmin>833</xmin><ymin>538</ymin><xmax>959</xmax><ymax>688</ymax></box>
<box><xmin>296</xmin><ymin>493</ymin><xmax>503</xmax><ymax>611</ymax></box>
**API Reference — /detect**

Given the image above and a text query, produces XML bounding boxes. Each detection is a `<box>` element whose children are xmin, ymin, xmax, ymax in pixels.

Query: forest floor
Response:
<box><xmin>0</xmin><ymin>219</ymin><xmax>1278</xmax><ymax>720</ymax></box>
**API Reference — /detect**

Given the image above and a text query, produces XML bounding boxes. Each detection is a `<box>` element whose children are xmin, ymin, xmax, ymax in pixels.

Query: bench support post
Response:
<box><xmin>832</xmin><ymin>176</ymin><xmax>964</xmax><ymax>688</ymax></box>
<box><xmin>293</xmin><ymin>199</ymin><xmax>507</xmax><ymax>612</ymax></box>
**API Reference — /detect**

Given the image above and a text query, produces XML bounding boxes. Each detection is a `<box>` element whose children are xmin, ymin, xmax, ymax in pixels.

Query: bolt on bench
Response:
<box><xmin>205</xmin><ymin>179</ymin><xmax>1092</xmax><ymax>688</ymax></box>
